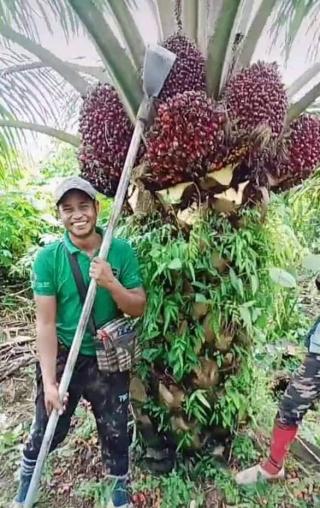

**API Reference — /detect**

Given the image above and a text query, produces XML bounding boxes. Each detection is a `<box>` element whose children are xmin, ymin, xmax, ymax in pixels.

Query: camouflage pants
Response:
<box><xmin>24</xmin><ymin>345</ymin><xmax>130</xmax><ymax>477</ymax></box>
<box><xmin>278</xmin><ymin>352</ymin><xmax>320</xmax><ymax>427</ymax></box>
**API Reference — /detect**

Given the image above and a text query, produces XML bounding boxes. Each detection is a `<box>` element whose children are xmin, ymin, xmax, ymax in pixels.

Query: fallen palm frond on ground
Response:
<box><xmin>0</xmin><ymin>334</ymin><xmax>35</xmax><ymax>382</ymax></box>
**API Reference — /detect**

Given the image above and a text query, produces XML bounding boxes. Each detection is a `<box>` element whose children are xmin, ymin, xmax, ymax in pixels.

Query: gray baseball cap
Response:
<box><xmin>54</xmin><ymin>176</ymin><xmax>97</xmax><ymax>205</ymax></box>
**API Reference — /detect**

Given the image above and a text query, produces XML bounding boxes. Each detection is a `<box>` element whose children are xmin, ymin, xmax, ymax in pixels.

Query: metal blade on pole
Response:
<box><xmin>24</xmin><ymin>44</ymin><xmax>175</xmax><ymax>508</ymax></box>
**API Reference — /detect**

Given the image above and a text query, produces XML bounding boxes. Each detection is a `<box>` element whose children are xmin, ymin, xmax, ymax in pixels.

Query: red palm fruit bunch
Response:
<box><xmin>78</xmin><ymin>83</ymin><xmax>140</xmax><ymax>196</ymax></box>
<box><xmin>224</xmin><ymin>61</ymin><xmax>288</xmax><ymax>138</ymax></box>
<box><xmin>159</xmin><ymin>34</ymin><xmax>206</xmax><ymax>101</ymax></box>
<box><xmin>209</xmin><ymin>62</ymin><xmax>288</xmax><ymax>174</ymax></box>
<box><xmin>144</xmin><ymin>91</ymin><xmax>226</xmax><ymax>190</ymax></box>
<box><xmin>267</xmin><ymin>114</ymin><xmax>320</xmax><ymax>186</ymax></box>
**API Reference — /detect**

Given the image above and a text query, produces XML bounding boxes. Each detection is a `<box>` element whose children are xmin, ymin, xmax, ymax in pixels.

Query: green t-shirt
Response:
<box><xmin>32</xmin><ymin>228</ymin><xmax>143</xmax><ymax>356</ymax></box>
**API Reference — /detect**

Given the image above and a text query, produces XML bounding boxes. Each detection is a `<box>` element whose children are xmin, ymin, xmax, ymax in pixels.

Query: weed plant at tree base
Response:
<box><xmin>119</xmin><ymin>207</ymin><xmax>300</xmax><ymax>455</ymax></box>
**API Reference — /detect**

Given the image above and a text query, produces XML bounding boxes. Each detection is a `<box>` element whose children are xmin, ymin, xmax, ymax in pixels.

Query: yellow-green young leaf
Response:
<box><xmin>195</xmin><ymin>293</ymin><xmax>207</xmax><ymax>304</ymax></box>
<box><xmin>250</xmin><ymin>274</ymin><xmax>259</xmax><ymax>295</ymax></box>
<box><xmin>239</xmin><ymin>305</ymin><xmax>252</xmax><ymax>330</ymax></box>
<box><xmin>269</xmin><ymin>267</ymin><xmax>297</xmax><ymax>288</ymax></box>
<box><xmin>168</xmin><ymin>258</ymin><xmax>182</xmax><ymax>270</ymax></box>
<box><xmin>302</xmin><ymin>254</ymin><xmax>320</xmax><ymax>273</ymax></box>
<box><xmin>195</xmin><ymin>391</ymin><xmax>211</xmax><ymax>410</ymax></box>
<box><xmin>206</xmin><ymin>164</ymin><xmax>235</xmax><ymax>186</ymax></box>
<box><xmin>156</xmin><ymin>182</ymin><xmax>193</xmax><ymax>205</ymax></box>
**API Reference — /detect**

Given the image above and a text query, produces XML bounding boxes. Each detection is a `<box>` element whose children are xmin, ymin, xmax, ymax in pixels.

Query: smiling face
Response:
<box><xmin>58</xmin><ymin>190</ymin><xmax>99</xmax><ymax>239</ymax></box>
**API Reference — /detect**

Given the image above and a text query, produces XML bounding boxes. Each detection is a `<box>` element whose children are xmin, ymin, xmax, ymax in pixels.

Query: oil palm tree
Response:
<box><xmin>1</xmin><ymin>0</ymin><xmax>320</xmax><ymax>457</ymax></box>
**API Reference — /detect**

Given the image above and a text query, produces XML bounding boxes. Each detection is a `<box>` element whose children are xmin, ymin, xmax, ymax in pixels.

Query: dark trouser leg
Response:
<box><xmin>16</xmin><ymin>348</ymin><xmax>83</xmax><ymax>504</ymax></box>
<box><xmin>83</xmin><ymin>363</ymin><xmax>130</xmax><ymax>507</ymax></box>
<box><xmin>277</xmin><ymin>352</ymin><xmax>320</xmax><ymax>426</ymax></box>
<box><xmin>83</xmin><ymin>363</ymin><xmax>130</xmax><ymax>477</ymax></box>
<box><xmin>24</xmin><ymin>349</ymin><xmax>83</xmax><ymax>461</ymax></box>
<box><xmin>263</xmin><ymin>352</ymin><xmax>320</xmax><ymax>474</ymax></box>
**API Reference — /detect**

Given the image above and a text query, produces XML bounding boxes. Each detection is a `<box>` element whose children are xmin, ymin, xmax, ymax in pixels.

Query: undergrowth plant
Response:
<box><xmin>119</xmin><ymin>198</ymin><xmax>307</xmax><ymax>452</ymax></box>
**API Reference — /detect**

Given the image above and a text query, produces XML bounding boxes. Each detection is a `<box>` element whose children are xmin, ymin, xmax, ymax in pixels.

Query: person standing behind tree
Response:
<box><xmin>12</xmin><ymin>176</ymin><xmax>146</xmax><ymax>508</ymax></box>
<box><xmin>235</xmin><ymin>277</ymin><xmax>320</xmax><ymax>485</ymax></box>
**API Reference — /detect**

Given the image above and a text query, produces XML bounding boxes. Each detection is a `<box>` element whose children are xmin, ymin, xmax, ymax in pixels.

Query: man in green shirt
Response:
<box><xmin>13</xmin><ymin>176</ymin><xmax>146</xmax><ymax>508</ymax></box>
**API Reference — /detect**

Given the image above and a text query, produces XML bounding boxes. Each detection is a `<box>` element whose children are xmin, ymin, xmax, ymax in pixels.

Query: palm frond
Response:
<box><xmin>237</xmin><ymin>0</ymin><xmax>278</xmax><ymax>69</ymax></box>
<box><xmin>67</xmin><ymin>0</ymin><xmax>142</xmax><ymax>123</ymax></box>
<box><xmin>0</xmin><ymin>21</ymin><xmax>90</xmax><ymax>95</ymax></box>
<box><xmin>0</xmin><ymin>105</ymin><xmax>26</xmax><ymax>174</ymax></box>
<box><xmin>197</xmin><ymin>0</ymin><xmax>208</xmax><ymax>56</ymax></box>
<box><xmin>107</xmin><ymin>0</ymin><xmax>145</xmax><ymax>70</ymax></box>
<box><xmin>182</xmin><ymin>0</ymin><xmax>198</xmax><ymax>42</ymax></box>
<box><xmin>288</xmin><ymin>63</ymin><xmax>320</xmax><ymax>101</ymax></box>
<box><xmin>0</xmin><ymin>133</ymin><xmax>21</xmax><ymax>182</ymax></box>
<box><xmin>219</xmin><ymin>0</ymin><xmax>255</xmax><ymax>90</ymax></box>
<box><xmin>0</xmin><ymin>50</ymin><xmax>80</xmax><ymax>126</ymax></box>
<box><xmin>308</xmin><ymin>99</ymin><xmax>320</xmax><ymax>115</ymax></box>
<box><xmin>153</xmin><ymin>0</ymin><xmax>176</xmax><ymax>41</ymax></box>
<box><xmin>0</xmin><ymin>0</ymin><xmax>82</xmax><ymax>41</ymax></box>
<box><xmin>0</xmin><ymin>118</ymin><xmax>80</xmax><ymax>146</ymax></box>
<box><xmin>270</xmin><ymin>0</ymin><xmax>320</xmax><ymax>61</ymax></box>
<box><xmin>288</xmin><ymin>80</ymin><xmax>320</xmax><ymax>122</ymax></box>
<box><xmin>206</xmin><ymin>0</ymin><xmax>241</xmax><ymax>99</ymax></box>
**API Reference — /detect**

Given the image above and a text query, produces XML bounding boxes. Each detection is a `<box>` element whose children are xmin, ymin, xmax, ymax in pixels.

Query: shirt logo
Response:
<box><xmin>112</xmin><ymin>268</ymin><xmax>120</xmax><ymax>278</ymax></box>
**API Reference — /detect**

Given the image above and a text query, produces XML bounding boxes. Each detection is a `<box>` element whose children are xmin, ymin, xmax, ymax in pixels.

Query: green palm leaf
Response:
<box><xmin>182</xmin><ymin>0</ymin><xmax>198</xmax><ymax>42</ymax></box>
<box><xmin>153</xmin><ymin>0</ymin><xmax>176</xmax><ymax>40</ymax></box>
<box><xmin>0</xmin><ymin>50</ymin><xmax>81</xmax><ymax>125</ymax></box>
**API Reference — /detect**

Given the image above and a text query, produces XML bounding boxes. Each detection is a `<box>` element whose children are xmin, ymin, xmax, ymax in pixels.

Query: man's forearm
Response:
<box><xmin>108</xmin><ymin>282</ymin><xmax>146</xmax><ymax>317</ymax></box>
<box><xmin>36</xmin><ymin>323</ymin><xmax>58</xmax><ymax>387</ymax></box>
